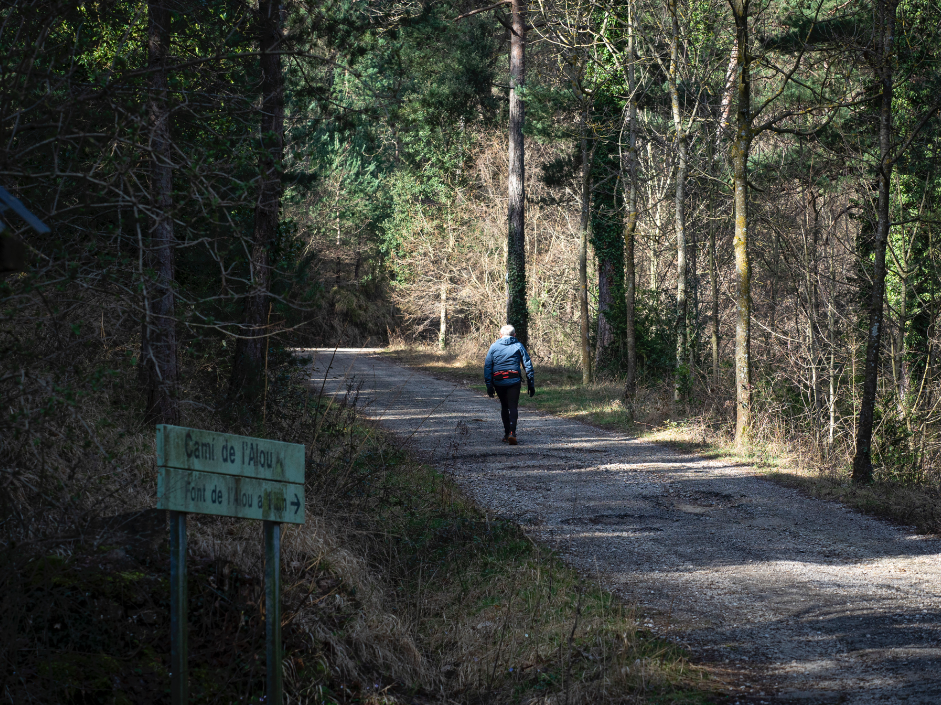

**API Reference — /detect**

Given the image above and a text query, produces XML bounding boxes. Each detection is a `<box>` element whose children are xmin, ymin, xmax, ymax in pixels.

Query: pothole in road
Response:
<box><xmin>561</xmin><ymin>513</ymin><xmax>666</xmax><ymax>530</ymax></box>
<box><xmin>661</xmin><ymin>490</ymin><xmax>746</xmax><ymax>513</ymax></box>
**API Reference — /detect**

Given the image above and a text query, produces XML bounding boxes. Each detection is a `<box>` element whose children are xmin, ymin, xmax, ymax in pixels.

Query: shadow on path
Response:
<box><xmin>305</xmin><ymin>349</ymin><xmax>941</xmax><ymax>704</ymax></box>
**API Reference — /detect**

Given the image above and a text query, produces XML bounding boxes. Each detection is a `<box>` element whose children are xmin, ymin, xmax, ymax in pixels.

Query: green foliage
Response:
<box><xmin>281</xmin><ymin>0</ymin><xmax>501</xmax><ymax>344</ymax></box>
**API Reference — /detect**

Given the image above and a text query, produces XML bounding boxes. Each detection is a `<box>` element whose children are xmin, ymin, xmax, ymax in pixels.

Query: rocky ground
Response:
<box><xmin>305</xmin><ymin>349</ymin><xmax>941</xmax><ymax>704</ymax></box>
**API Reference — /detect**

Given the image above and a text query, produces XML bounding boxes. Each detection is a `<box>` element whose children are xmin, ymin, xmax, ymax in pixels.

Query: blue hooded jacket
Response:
<box><xmin>484</xmin><ymin>337</ymin><xmax>534</xmax><ymax>390</ymax></box>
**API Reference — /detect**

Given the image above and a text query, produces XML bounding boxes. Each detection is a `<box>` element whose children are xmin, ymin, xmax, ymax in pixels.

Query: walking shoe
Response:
<box><xmin>507</xmin><ymin>432</ymin><xmax>518</xmax><ymax>445</ymax></box>
<box><xmin>502</xmin><ymin>435</ymin><xmax>509</xmax><ymax>443</ymax></box>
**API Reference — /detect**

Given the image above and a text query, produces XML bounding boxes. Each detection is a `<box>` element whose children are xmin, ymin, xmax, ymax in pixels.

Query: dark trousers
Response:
<box><xmin>495</xmin><ymin>382</ymin><xmax>521</xmax><ymax>435</ymax></box>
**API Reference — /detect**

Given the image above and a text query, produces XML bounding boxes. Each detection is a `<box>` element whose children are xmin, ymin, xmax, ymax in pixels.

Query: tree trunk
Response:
<box><xmin>853</xmin><ymin>0</ymin><xmax>897</xmax><ymax>484</ymax></box>
<box><xmin>668</xmin><ymin>0</ymin><xmax>688</xmax><ymax>402</ymax></box>
<box><xmin>894</xmin><ymin>243</ymin><xmax>910</xmax><ymax>420</ymax></box>
<box><xmin>709</xmin><ymin>211</ymin><xmax>719</xmax><ymax>386</ymax></box>
<box><xmin>706</xmin><ymin>129</ymin><xmax>720</xmax><ymax>387</ymax></box>
<box><xmin>596</xmin><ymin>260</ymin><xmax>615</xmax><ymax>365</ymax></box>
<box><xmin>622</xmin><ymin>7</ymin><xmax>639</xmax><ymax>415</ymax></box>
<box><xmin>648</xmin><ymin>139</ymin><xmax>662</xmax><ymax>292</ymax></box>
<box><xmin>828</xmin><ymin>231</ymin><xmax>837</xmax><ymax>444</ymax></box>
<box><xmin>579</xmin><ymin>109</ymin><xmax>592</xmax><ymax>385</ymax></box>
<box><xmin>768</xmin><ymin>233</ymin><xmax>777</xmax><ymax>355</ymax></box>
<box><xmin>506</xmin><ymin>0</ymin><xmax>528</xmax><ymax>344</ymax></box>
<box><xmin>230</xmin><ymin>0</ymin><xmax>284</xmax><ymax>397</ymax></box>
<box><xmin>802</xmin><ymin>192</ymin><xmax>821</xmax><ymax>426</ymax></box>
<box><xmin>729</xmin><ymin>0</ymin><xmax>752</xmax><ymax>444</ymax></box>
<box><xmin>439</xmin><ymin>282</ymin><xmax>447</xmax><ymax>350</ymax></box>
<box><xmin>688</xmin><ymin>202</ymin><xmax>699</xmax><ymax>377</ymax></box>
<box><xmin>141</xmin><ymin>0</ymin><xmax>180</xmax><ymax>425</ymax></box>
<box><xmin>592</xmin><ymin>152</ymin><xmax>621</xmax><ymax>367</ymax></box>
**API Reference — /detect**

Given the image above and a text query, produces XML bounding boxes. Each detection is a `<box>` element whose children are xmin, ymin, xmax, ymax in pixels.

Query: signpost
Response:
<box><xmin>156</xmin><ymin>425</ymin><xmax>305</xmax><ymax>705</ymax></box>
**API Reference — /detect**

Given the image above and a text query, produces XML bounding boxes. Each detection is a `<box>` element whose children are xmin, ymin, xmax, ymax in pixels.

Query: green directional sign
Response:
<box><xmin>156</xmin><ymin>425</ymin><xmax>305</xmax><ymax>524</ymax></box>
<box><xmin>157</xmin><ymin>425</ymin><xmax>304</xmax><ymax>705</ymax></box>
<box><xmin>157</xmin><ymin>468</ymin><xmax>305</xmax><ymax>523</ymax></box>
<box><xmin>157</xmin><ymin>425</ymin><xmax>304</xmax><ymax>483</ymax></box>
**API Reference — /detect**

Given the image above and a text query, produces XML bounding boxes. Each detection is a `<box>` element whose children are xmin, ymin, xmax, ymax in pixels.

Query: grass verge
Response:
<box><xmin>348</xmin><ymin>433</ymin><xmax>720</xmax><ymax>703</ymax></box>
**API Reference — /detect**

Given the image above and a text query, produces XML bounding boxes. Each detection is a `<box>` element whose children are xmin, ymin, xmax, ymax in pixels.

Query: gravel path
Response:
<box><xmin>306</xmin><ymin>349</ymin><xmax>941</xmax><ymax>704</ymax></box>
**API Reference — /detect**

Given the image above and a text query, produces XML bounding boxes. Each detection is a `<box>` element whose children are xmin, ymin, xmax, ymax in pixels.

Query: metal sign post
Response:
<box><xmin>265</xmin><ymin>521</ymin><xmax>282</xmax><ymax>704</ymax></box>
<box><xmin>156</xmin><ymin>425</ymin><xmax>305</xmax><ymax>705</ymax></box>
<box><xmin>169</xmin><ymin>510</ymin><xmax>187</xmax><ymax>704</ymax></box>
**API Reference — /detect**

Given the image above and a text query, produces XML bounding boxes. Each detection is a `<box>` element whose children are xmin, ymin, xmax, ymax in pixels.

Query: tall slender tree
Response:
<box><xmin>507</xmin><ymin>0</ymin><xmax>529</xmax><ymax>343</ymax></box>
<box><xmin>727</xmin><ymin>0</ymin><xmax>753</xmax><ymax>443</ymax></box>
<box><xmin>578</xmin><ymin>103</ymin><xmax>593</xmax><ymax>383</ymax></box>
<box><xmin>454</xmin><ymin>0</ymin><xmax>531</xmax><ymax>342</ymax></box>
<box><xmin>667</xmin><ymin>0</ymin><xmax>689</xmax><ymax>402</ymax></box>
<box><xmin>621</xmin><ymin>1</ymin><xmax>639</xmax><ymax>416</ymax></box>
<box><xmin>852</xmin><ymin>0</ymin><xmax>941</xmax><ymax>482</ymax></box>
<box><xmin>231</xmin><ymin>0</ymin><xmax>285</xmax><ymax>396</ymax></box>
<box><xmin>141</xmin><ymin>0</ymin><xmax>180</xmax><ymax>424</ymax></box>
<box><xmin>722</xmin><ymin>0</ymin><xmax>833</xmax><ymax>442</ymax></box>
<box><xmin>851</xmin><ymin>0</ymin><xmax>899</xmax><ymax>481</ymax></box>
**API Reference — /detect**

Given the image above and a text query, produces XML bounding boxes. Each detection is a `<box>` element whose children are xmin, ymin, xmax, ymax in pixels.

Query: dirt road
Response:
<box><xmin>306</xmin><ymin>349</ymin><xmax>941</xmax><ymax>704</ymax></box>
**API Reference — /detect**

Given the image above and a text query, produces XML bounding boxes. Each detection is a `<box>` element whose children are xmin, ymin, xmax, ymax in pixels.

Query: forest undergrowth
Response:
<box><xmin>385</xmin><ymin>342</ymin><xmax>941</xmax><ymax>537</ymax></box>
<box><xmin>1</xmin><ymin>340</ymin><xmax>720</xmax><ymax>705</ymax></box>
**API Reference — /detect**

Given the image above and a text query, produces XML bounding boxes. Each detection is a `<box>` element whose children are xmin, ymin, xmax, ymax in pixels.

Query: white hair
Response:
<box><xmin>500</xmin><ymin>324</ymin><xmax>516</xmax><ymax>337</ymax></box>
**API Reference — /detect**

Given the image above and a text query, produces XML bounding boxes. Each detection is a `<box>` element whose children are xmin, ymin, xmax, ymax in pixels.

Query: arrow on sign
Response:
<box><xmin>291</xmin><ymin>494</ymin><xmax>301</xmax><ymax>514</ymax></box>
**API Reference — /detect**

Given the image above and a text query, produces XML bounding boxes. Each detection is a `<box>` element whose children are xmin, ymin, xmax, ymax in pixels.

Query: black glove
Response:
<box><xmin>528</xmin><ymin>382</ymin><xmax>535</xmax><ymax>397</ymax></box>
<box><xmin>487</xmin><ymin>387</ymin><xmax>495</xmax><ymax>398</ymax></box>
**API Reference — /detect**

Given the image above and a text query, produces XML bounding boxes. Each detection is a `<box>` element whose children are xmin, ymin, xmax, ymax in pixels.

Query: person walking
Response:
<box><xmin>484</xmin><ymin>324</ymin><xmax>535</xmax><ymax>445</ymax></box>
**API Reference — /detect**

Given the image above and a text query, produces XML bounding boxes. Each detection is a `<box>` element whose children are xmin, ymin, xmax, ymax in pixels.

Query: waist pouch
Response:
<box><xmin>493</xmin><ymin>369</ymin><xmax>521</xmax><ymax>383</ymax></box>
